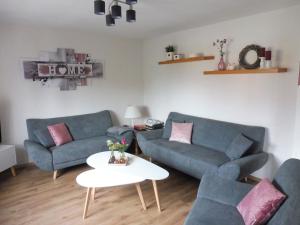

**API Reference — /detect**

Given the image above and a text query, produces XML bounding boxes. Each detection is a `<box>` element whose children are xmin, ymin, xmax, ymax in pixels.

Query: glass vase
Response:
<box><xmin>218</xmin><ymin>56</ymin><xmax>226</xmax><ymax>71</ymax></box>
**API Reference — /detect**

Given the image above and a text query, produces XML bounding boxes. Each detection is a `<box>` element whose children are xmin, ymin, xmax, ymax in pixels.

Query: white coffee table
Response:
<box><xmin>76</xmin><ymin>152</ymin><xmax>169</xmax><ymax>219</ymax></box>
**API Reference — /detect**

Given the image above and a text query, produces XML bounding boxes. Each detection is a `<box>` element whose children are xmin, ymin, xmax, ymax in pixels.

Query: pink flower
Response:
<box><xmin>121</xmin><ymin>137</ymin><xmax>127</xmax><ymax>145</ymax></box>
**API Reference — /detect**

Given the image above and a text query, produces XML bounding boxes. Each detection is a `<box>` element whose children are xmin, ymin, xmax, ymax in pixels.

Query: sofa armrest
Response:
<box><xmin>222</xmin><ymin>152</ymin><xmax>268</xmax><ymax>180</ymax></box>
<box><xmin>24</xmin><ymin>140</ymin><xmax>54</xmax><ymax>171</ymax></box>
<box><xmin>197</xmin><ymin>173</ymin><xmax>252</xmax><ymax>207</ymax></box>
<box><xmin>136</xmin><ymin>129</ymin><xmax>163</xmax><ymax>142</ymax></box>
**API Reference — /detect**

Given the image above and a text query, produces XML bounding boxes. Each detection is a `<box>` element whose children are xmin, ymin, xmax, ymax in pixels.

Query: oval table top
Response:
<box><xmin>87</xmin><ymin>151</ymin><xmax>169</xmax><ymax>181</ymax></box>
<box><xmin>76</xmin><ymin>169</ymin><xmax>145</xmax><ymax>188</ymax></box>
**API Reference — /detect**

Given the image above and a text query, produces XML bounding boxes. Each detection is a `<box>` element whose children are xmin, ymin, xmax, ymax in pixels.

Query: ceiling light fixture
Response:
<box><xmin>126</xmin><ymin>6</ymin><xmax>136</xmax><ymax>22</ymax></box>
<box><xmin>94</xmin><ymin>0</ymin><xmax>105</xmax><ymax>15</ymax></box>
<box><xmin>94</xmin><ymin>0</ymin><xmax>138</xmax><ymax>26</ymax></box>
<box><xmin>106</xmin><ymin>14</ymin><xmax>115</xmax><ymax>26</ymax></box>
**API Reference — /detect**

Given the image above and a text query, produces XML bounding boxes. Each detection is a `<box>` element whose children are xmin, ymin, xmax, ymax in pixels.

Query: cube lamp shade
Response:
<box><xmin>126</xmin><ymin>9</ymin><xmax>136</xmax><ymax>22</ymax></box>
<box><xmin>126</xmin><ymin>0</ymin><xmax>138</xmax><ymax>4</ymax></box>
<box><xmin>106</xmin><ymin>14</ymin><xmax>115</xmax><ymax>26</ymax></box>
<box><xmin>94</xmin><ymin>0</ymin><xmax>105</xmax><ymax>15</ymax></box>
<box><xmin>112</xmin><ymin>4</ymin><xmax>122</xmax><ymax>19</ymax></box>
<box><xmin>125</xmin><ymin>106</ymin><xmax>142</xmax><ymax>119</ymax></box>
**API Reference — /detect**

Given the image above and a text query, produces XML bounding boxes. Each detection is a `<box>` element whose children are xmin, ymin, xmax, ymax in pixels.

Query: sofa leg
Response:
<box><xmin>53</xmin><ymin>170</ymin><xmax>58</xmax><ymax>180</ymax></box>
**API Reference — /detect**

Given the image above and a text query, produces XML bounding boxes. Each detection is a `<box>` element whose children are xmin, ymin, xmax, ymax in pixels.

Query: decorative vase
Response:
<box><xmin>260</xmin><ymin>57</ymin><xmax>266</xmax><ymax>68</ymax></box>
<box><xmin>166</xmin><ymin>52</ymin><xmax>174</xmax><ymax>60</ymax></box>
<box><xmin>218</xmin><ymin>56</ymin><xmax>226</xmax><ymax>70</ymax></box>
<box><xmin>109</xmin><ymin>150</ymin><xmax>115</xmax><ymax>163</ymax></box>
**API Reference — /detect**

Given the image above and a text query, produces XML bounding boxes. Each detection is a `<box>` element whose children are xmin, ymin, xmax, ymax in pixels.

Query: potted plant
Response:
<box><xmin>106</xmin><ymin>138</ymin><xmax>129</xmax><ymax>165</ymax></box>
<box><xmin>165</xmin><ymin>45</ymin><xmax>176</xmax><ymax>60</ymax></box>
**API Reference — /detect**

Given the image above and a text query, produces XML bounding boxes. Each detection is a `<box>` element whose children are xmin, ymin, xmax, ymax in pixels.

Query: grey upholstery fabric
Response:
<box><xmin>34</xmin><ymin>128</ymin><xmax>55</xmax><ymax>148</ymax></box>
<box><xmin>184</xmin><ymin>159</ymin><xmax>300</xmax><ymax>225</ymax></box>
<box><xmin>24</xmin><ymin>140</ymin><xmax>54</xmax><ymax>171</ymax></box>
<box><xmin>51</xmin><ymin>136</ymin><xmax>108</xmax><ymax>163</ymax></box>
<box><xmin>226</xmin><ymin>133</ymin><xmax>253</xmax><ymax>160</ymax></box>
<box><xmin>107</xmin><ymin>126</ymin><xmax>133</xmax><ymax>135</ymax></box>
<box><xmin>184</xmin><ymin>198</ymin><xmax>245</xmax><ymax>225</ymax></box>
<box><xmin>222</xmin><ymin>152</ymin><xmax>268</xmax><ymax>179</ymax></box>
<box><xmin>137</xmin><ymin>112</ymin><xmax>267</xmax><ymax>180</ymax></box>
<box><xmin>162</xmin><ymin>112</ymin><xmax>265</xmax><ymax>154</ymax></box>
<box><xmin>51</xmin><ymin>136</ymin><xmax>110</xmax><ymax>169</ymax></box>
<box><xmin>24</xmin><ymin>111</ymin><xmax>133</xmax><ymax>172</ymax></box>
<box><xmin>268</xmin><ymin>159</ymin><xmax>300</xmax><ymax>225</ymax></box>
<box><xmin>137</xmin><ymin>138</ymin><xmax>230</xmax><ymax>179</ymax></box>
<box><xmin>26</xmin><ymin>111</ymin><xmax>113</xmax><ymax>142</ymax></box>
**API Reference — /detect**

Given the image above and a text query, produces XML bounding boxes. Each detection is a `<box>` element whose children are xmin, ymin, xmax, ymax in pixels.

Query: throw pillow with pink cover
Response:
<box><xmin>48</xmin><ymin>123</ymin><xmax>73</xmax><ymax>146</ymax></box>
<box><xmin>169</xmin><ymin>122</ymin><xmax>193</xmax><ymax>144</ymax></box>
<box><xmin>237</xmin><ymin>179</ymin><xmax>286</xmax><ymax>225</ymax></box>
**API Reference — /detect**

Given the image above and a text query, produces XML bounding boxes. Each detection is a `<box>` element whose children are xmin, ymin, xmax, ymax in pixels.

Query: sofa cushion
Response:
<box><xmin>184</xmin><ymin>198</ymin><xmax>245</xmax><ymax>225</ymax></box>
<box><xmin>51</xmin><ymin>136</ymin><xmax>110</xmax><ymax>165</ymax></box>
<box><xmin>34</xmin><ymin>128</ymin><xmax>55</xmax><ymax>148</ymax></box>
<box><xmin>169</xmin><ymin>122</ymin><xmax>193</xmax><ymax>144</ymax></box>
<box><xmin>226</xmin><ymin>133</ymin><xmax>253</xmax><ymax>160</ymax></box>
<box><xmin>141</xmin><ymin>139</ymin><xmax>230</xmax><ymax>179</ymax></box>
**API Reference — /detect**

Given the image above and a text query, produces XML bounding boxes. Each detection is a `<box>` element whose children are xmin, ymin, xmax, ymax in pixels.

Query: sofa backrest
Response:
<box><xmin>163</xmin><ymin>112</ymin><xmax>265</xmax><ymax>154</ymax></box>
<box><xmin>26</xmin><ymin>110</ymin><xmax>113</xmax><ymax>142</ymax></box>
<box><xmin>268</xmin><ymin>158</ymin><xmax>300</xmax><ymax>225</ymax></box>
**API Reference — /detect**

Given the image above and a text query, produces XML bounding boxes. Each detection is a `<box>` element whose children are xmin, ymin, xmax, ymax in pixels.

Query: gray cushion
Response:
<box><xmin>34</xmin><ymin>128</ymin><xmax>55</xmax><ymax>148</ymax></box>
<box><xmin>51</xmin><ymin>136</ymin><xmax>110</xmax><ymax>165</ymax></box>
<box><xmin>226</xmin><ymin>133</ymin><xmax>253</xmax><ymax>160</ymax></box>
<box><xmin>184</xmin><ymin>198</ymin><xmax>245</xmax><ymax>225</ymax></box>
<box><xmin>141</xmin><ymin>139</ymin><xmax>230</xmax><ymax>179</ymax></box>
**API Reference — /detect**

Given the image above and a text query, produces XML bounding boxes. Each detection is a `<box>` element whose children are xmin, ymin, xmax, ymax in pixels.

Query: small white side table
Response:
<box><xmin>0</xmin><ymin>145</ymin><xmax>17</xmax><ymax>176</ymax></box>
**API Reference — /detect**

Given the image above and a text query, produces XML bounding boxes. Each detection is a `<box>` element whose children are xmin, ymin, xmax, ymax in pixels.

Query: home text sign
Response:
<box><xmin>38</xmin><ymin>63</ymin><xmax>93</xmax><ymax>77</ymax></box>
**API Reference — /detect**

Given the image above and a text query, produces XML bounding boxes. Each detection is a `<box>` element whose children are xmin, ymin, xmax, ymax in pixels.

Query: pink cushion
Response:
<box><xmin>48</xmin><ymin>123</ymin><xmax>73</xmax><ymax>146</ymax></box>
<box><xmin>237</xmin><ymin>179</ymin><xmax>286</xmax><ymax>225</ymax></box>
<box><xmin>169</xmin><ymin>122</ymin><xmax>193</xmax><ymax>144</ymax></box>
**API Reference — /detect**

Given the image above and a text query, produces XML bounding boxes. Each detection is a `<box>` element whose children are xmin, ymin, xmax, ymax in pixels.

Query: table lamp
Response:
<box><xmin>124</xmin><ymin>106</ymin><xmax>142</xmax><ymax>127</ymax></box>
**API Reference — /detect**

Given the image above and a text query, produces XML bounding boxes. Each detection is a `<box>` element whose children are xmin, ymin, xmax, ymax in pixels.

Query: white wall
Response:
<box><xmin>143</xmin><ymin>5</ymin><xmax>300</xmax><ymax>178</ymax></box>
<box><xmin>0</xmin><ymin>24</ymin><xmax>143</xmax><ymax>163</ymax></box>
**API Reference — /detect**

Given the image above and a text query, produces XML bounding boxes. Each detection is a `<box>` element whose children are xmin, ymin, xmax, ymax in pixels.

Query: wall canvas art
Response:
<box><xmin>22</xmin><ymin>48</ymin><xmax>103</xmax><ymax>91</ymax></box>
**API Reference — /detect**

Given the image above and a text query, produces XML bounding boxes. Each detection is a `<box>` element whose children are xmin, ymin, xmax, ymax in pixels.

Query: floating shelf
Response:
<box><xmin>203</xmin><ymin>68</ymin><xmax>288</xmax><ymax>75</ymax></box>
<box><xmin>159</xmin><ymin>56</ymin><xmax>215</xmax><ymax>65</ymax></box>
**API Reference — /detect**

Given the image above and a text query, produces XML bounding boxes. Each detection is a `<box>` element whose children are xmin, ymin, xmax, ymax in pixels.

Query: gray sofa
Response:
<box><xmin>24</xmin><ymin>111</ymin><xmax>133</xmax><ymax>178</ymax></box>
<box><xmin>184</xmin><ymin>158</ymin><xmax>300</xmax><ymax>225</ymax></box>
<box><xmin>137</xmin><ymin>112</ymin><xmax>268</xmax><ymax>180</ymax></box>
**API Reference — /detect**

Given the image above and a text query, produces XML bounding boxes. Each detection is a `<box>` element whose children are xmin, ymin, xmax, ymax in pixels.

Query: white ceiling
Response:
<box><xmin>0</xmin><ymin>0</ymin><xmax>299</xmax><ymax>39</ymax></box>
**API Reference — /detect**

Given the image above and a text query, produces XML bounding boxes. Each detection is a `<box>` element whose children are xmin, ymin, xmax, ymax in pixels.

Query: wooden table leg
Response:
<box><xmin>91</xmin><ymin>187</ymin><xmax>96</xmax><ymax>201</ymax></box>
<box><xmin>83</xmin><ymin>188</ymin><xmax>92</xmax><ymax>219</ymax></box>
<box><xmin>152</xmin><ymin>180</ymin><xmax>161</xmax><ymax>212</ymax></box>
<box><xmin>10</xmin><ymin>166</ymin><xmax>16</xmax><ymax>177</ymax></box>
<box><xmin>135</xmin><ymin>183</ymin><xmax>147</xmax><ymax>210</ymax></box>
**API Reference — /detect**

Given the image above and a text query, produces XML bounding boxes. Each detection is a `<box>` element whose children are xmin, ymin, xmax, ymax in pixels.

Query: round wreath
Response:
<box><xmin>239</xmin><ymin>44</ymin><xmax>261</xmax><ymax>69</ymax></box>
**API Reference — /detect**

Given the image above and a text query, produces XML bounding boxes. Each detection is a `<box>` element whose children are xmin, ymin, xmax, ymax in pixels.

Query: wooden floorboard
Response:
<box><xmin>0</xmin><ymin>163</ymin><xmax>199</xmax><ymax>225</ymax></box>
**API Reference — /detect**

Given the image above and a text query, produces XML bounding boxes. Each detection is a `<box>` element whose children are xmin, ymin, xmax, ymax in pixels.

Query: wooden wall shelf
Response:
<box><xmin>159</xmin><ymin>56</ymin><xmax>215</xmax><ymax>65</ymax></box>
<box><xmin>203</xmin><ymin>68</ymin><xmax>288</xmax><ymax>75</ymax></box>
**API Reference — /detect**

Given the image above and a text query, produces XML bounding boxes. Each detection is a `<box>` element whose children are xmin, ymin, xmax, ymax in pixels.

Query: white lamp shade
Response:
<box><xmin>124</xmin><ymin>106</ymin><xmax>142</xmax><ymax>119</ymax></box>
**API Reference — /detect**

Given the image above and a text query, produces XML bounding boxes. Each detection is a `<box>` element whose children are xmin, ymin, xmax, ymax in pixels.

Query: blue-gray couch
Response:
<box><xmin>184</xmin><ymin>158</ymin><xmax>300</xmax><ymax>225</ymax></box>
<box><xmin>137</xmin><ymin>112</ymin><xmax>268</xmax><ymax>180</ymax></box>
<box><xmin>24</xmin><ymin>111</ymin><xmax>133</xmax><ymax>179</ymax></box>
